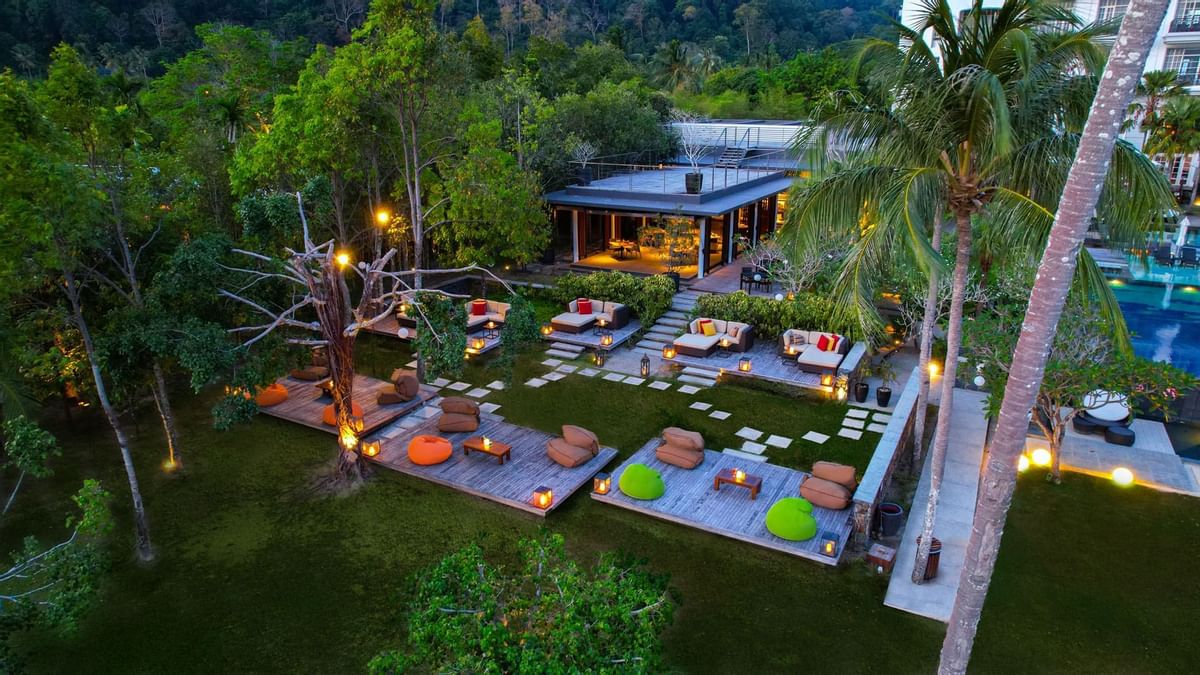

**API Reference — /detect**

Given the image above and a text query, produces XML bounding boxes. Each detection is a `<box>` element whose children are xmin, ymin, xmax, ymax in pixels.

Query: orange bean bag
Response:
<box><xmin>322</xmin><ymin>402</ymin><xmax>364</xmax><ymax>426</ymax></box>
<box><xmin>254</xmin><ymin>383</ymin><xmax>290</xmax><ymax>407</ymax></box>
<box><xmin>407</xmin><ymin>435</ymin><xmax>453</xmax><ymax>466</ymax></box>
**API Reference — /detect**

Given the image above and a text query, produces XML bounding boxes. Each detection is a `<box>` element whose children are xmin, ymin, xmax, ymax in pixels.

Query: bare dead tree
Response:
<box><xmin>328</xmin><ymin>0</ymin><xmax>366</xmax><ymax>37</ymax></box>
<box><xmin>578</xmin><ymin>0</ymin><xmax>607</xmax><ymax>42</ymax></box>
<box><xmin>139</xmin><ymin>1</ymin><xmax>178</xmax><ymax>48</ymax></box>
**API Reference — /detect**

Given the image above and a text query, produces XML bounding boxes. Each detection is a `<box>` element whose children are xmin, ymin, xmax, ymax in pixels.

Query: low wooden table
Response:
<box><xmin>463</xmin><ymin>436</ymin><xmax>512</xmax><ymax>465</ymax></box>
<box><xmin>713</xmin><ymin>467</ymin><xmax>763</xmax><ymax>499</ymax></box>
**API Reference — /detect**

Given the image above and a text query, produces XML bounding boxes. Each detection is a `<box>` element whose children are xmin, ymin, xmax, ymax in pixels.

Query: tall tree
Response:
<box><xmin>939</xmin><ymin>0</ymin><xmax>1173</xmax><ymax>670</ymax></box>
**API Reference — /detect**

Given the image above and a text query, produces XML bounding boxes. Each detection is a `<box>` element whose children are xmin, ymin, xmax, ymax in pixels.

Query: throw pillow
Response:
<box><xmin>816</xmin><ymin>334</ymin><xmax>831</xmax><ymax>352</ymax></box>
<box><xmin>471</xmin><ymin>300</ymin><xmax>486</xmax><ymax>316</ymax></box>
<box><xmin>700</xmin><ymin>319</ymin><xmax>716</xmax><ymax>337</ymax></box>
<box><xmin>728</xmin><ymin>325</ymin><xmax>740</xmax><ymax>339</ymax></box>
<box><xmin>825</xmin><ymin>335</ymin><xmax>842</xmax><ymax>352</ymax></box>
<box><xmin>577</xmin><ymin>298</ymin><xmax>593</xmax><ymax>314</ymax></box>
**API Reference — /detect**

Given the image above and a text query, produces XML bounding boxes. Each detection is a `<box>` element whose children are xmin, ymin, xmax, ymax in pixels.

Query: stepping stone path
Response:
<box><xmin>545</xmin><ymin>348</ymin><xmax>581</xmax><ymax>359</ymax></box>
<box><xmin>602</xmin><ymin>372</ymin><xmax>626</xmax><ymax>382</ymax></box>
<box><xmin>543</xmin><ymin>372</ymin><xmax>566</xmax><ymax>382</ymax></box>
<box><xmin>447</xmin><ymin>381</ymin><xmax>471</xmax><ymax>392</ymax></box>
<box><xmin>417</xmin><ymin>406</ymin><xmax>440</xmax><ymax>419</ymax></box>
<box><xmin>740</xmin><ymin>440</ymin><xmax>767</xmax><ymax>454</ymax></box>
<box><xmin>525</xmin><ymin>377</ymin><xmax>548</xmax><ymax>388</ymax></box>
<box><xmin>867</xmin><ymin>423</ymin><xmax>888</xmax><ymax>433</ymax></box>
<box><xmin>557</xmin><ymin>364</ymin><xmax>578</xmax><ymax>373</ymax></box>
<box><xmin>466</xmin><ymin>388</ymin><xmax>491</xmax><ymax>399</ymax></box>
<box><xmin>678</xmin><ymin>385</ymin><xmax>701</xmax><ymax>395</ymax></box>
<box><xmin>541</xmin><ymin>358</ymin><xmax>563</xmax><ymax>368</ymax></box>
<box><xmin>735</xmin><ymin>427</ymin><xmax>763</xmax><ymax>441</ymax></box>
<box><xmin>709</xmin><ymin>410</ymin><xmax>731</xmax><ymax>420</ymax></box>
<box><xmin>802</xmin><ymin>431</ymin><xmax>830</xmax><ymax>444</ymax></box>
<box><xmin>689</xmin><ymin>402</ymin><xmax>712</xmax><ymax>411</ymax></box>
<box><xmin>579</xmin><ymin>368</ymin><xmax>599</xmax><ymax>377</ymax></box>
<box><xmin>647</xmin><ymin>381</ymin><xmax>671</xmax><ymax>391</ymax></box>
<box><xmin>546</xmin><ymin>342</ymin><xmax>586</xmax><ymax>360</ymax></box>
<box><xmin>846</xmin><ymin>408</ymin><xmax>870</xmax><ymax>419</ymax></box>
<box><xmin>679</xmin><ymin>366</ymin><xmax>718</xmax><ymax>388</ymax></box>
<box><xmin>838</xmin><ymin>428</ymin><xmax>863</xmax><ymax>440</ymax></box>
<box><xmin>622</xmin><ymin>376</ymin><xmax>646</xmax><ymax>386</ymax></box>
<box><xmin>874</xmin><ymin>413</ymin><xmax>892</xmax><ymax>423</ymax></box>
<box><xmin>843</xmin><ymin>418</ymin><xmax>866</xmax><ymax>430</ymax></box>
<box><xmin>722</xmin><ymin>448</ymin><xmax>768</xmax><ymax>463</ymax></box>
<box><xmin>485</xmin><ymin>380</ymin><xmax>506</xmax><ymax>390</ymax></box>
<box><xmin>765</xmin><ymin>434</ymin><xmax>793</xmax><ymax>449</ymax></box>
<box><xmin>479</xmin><ymin>402</ymin><xmax>502</xmax><ymax>414</ymax></box>
<box><xmin>430</xmin><ymin>377</ymin><xmax>451</xmax><ymax>388</ymax></box>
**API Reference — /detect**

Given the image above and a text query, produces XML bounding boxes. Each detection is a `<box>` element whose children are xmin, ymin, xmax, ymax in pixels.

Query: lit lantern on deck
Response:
<box><xmin>593</xmin><ymin>472</ymin><xmax>612</xmax><ymax>495</ymax></box>
<box><xmin>486</xmin><ymin>320</ymin><xmax>496</xmax><ymax>330</ymax></box>
<box><xmin>533</xmin><ymin>486</ymin><xmax>554</xmax><ymax>509</ymax></box>
<box><xmin>540</xmin><ymin>323</ymin><xmax>554</xmax><ymax>336</ymax></box>
<box><xmin>733</xmin><ymin>468</ymin><xmax>746</xmax><ymax>483</ymax></box>
<box><xmin>349</xmin><ymin>415</ymin><xmax>365</xmax><ymax>433</ymax></box>
<box><xmin>820</xmin><ymin>373</ymin><xmax>834</xmax><ymax>388</ymax></box>
<box><xmin>482</xmin><ymin>436</ymin><xmax>493</xmax><ymax>450</ymax></box>
<box><xmin>362</xmin><ymin>440</ymin><xmax>381</xmax><ymax>458</ymax></box>
<box><xmin>600</xmin><ymin>333</ymin><xmax>614</xmax><ymax>347</ymax></box>
<box><xmin>640</xmin><ymin>354</ymin><xmax>651</xmax><ymax>378</ymax></box>
<box><xmin>470</xmin><ymin>336</ymin><xmax>487</xmax><ymax>352</ymax></box>
<box><xmin>662</xmin><ymin>345</ymin><xmax>677</xmax><ymax>360</ymax></box>
<box><xmin>738</xmin><ymin>356</ymin><xmax>752</xmax><ymax>373</ymax></box>
<box><xmin>820</xmin><ymin>531</ymin><xmax>839</xmax><ymax>558</ymax></box>
<box><xmin>594</xmin><ymin>350</ymin><xmax>607</xmax><ymax>367</ymax></box>
<box><xmin>835</xmin><ymin>375</ymin><xmax>849</xmax><ymax>402</ymax></box>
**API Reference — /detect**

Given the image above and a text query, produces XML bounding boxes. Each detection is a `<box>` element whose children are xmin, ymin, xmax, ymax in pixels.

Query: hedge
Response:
<box><xmin>691</xmin><ymin>291</ymin><xmax>860</xmax><ymax>342</ymax></box>
<box><xmin>551</xmin><ymin>271</ymin><xmax>676</xmax><ymax>325</ymax></box>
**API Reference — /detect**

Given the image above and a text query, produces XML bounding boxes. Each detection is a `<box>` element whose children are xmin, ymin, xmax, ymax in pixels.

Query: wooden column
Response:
<box><xmin>571</xmin><ymin>209</ymin><xmax>580</xmax><ymax>262</ymax></box>
<box><xmin>697</xmin><ymin>216</ymin><xmax>708</xmax><ymax>279</ymax></box>
<box><xmin>751</xmin><ymin>201</ymin><xmax>760</xmax><ymax>244</ymax></box>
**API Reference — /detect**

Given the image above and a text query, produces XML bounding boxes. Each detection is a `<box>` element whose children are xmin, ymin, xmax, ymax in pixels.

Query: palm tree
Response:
<box><xmin>779</xmin><ymin>0</ymin><xmax>1172</xmax><ymax>582</ymax></box>
<box><xmin>1145</xmin><ymin>95</ymin><xmax>1200</xmax><ymax>191</ymax></box>
<box><xmin>1128</xmin><ymin>69</ymin><xmax>1185</xmax><ymax>146</ymax></box>
<box><xmin>653</xmin><ymin>39</ymin><xmax>695</xmax><ymax>92</ymax></box>
<box><xmin>940</xmin><ymin>0</ymin><xmax>1173</xmax><ymax>671</ymax></box>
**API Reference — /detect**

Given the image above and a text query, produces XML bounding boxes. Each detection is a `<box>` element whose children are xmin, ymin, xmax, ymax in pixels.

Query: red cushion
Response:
<box><xmin>577</xmin><ymin>298</ymin><xmax>592</xmax><ymax>314</ymax></box>
<box><xmin>471</xmin><ymin>300</ymin><xmax>487</xmax><ymax>316</ymax></box>
<box><xmin>825</xmin><ymin>335</ymin><xmax>841</xmax><ymax>352</ymax></box>
<box><xmin>816</xmin><ymin>334</ymin><xmax>831</xmax><ymax>352</ymax></box>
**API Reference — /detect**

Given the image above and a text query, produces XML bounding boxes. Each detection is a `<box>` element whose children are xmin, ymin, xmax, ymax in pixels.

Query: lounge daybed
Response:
<box><xmin>1072</xmin><ymin>390</ymin><xmax>1135</xmax><ymax>445</ymax></box>
<box><xmin>780</xmin><ymin>329</ymin><xmax>850</xmax><ymax>375</ymax></box>
<box><xmin>546</xmin><ymin>424</ymin><xmax>600</xmax><ymax>468</ymax></box>
<box><xmin>465</xmin><ymin>299</ymin><xmax>509</xmax><ymax>333</ymax></box>
<box><xmin>798</xmin><ymin>461</ymin><xmax>858</xmax><ymax>510</ymax></box>
<box><xmin>550</xmin><ymin>298</ymin><xmax>630</xmax><ymax>334</ymax></box>
<box><xmin>655</xmin><ymin>427</ymin><xmax>705</xmax><ymax>469</ymax></box>
<box><xmin>672</xmin><ymin>318</ymin><xmax>754</xmax><ymax>358</ymax></box>
<box><xmin>437</xmin><ymin>396</ymin><xmax>481</xmax><ymax>433</ymax></box>
<box><xmin>378</xmin><ymin>368</ymin><xmax>420</xmax><ymax>405</ymax></box>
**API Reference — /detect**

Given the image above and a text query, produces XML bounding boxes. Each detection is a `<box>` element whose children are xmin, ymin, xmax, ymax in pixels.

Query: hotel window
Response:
<box><xmin>1175</xmin><ymin>0</ymin><xmax>1200</xmax><ymax>29</ymax></box>
<box><xmin>1165</xmin><ymin>48</ymin><xmax>1200</xmax><ymax>85</ymax></box>
<box><xmin>1097</xmin><ymin>0</ymin><xmax>1128</xmax><ymax>22</ymax></box>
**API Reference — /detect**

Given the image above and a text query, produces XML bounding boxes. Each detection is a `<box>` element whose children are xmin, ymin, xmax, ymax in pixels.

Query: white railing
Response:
<box><xmin>669</xmin><ymin>121</ymin><xmax>810</xmax><ymax>150</ymax></box>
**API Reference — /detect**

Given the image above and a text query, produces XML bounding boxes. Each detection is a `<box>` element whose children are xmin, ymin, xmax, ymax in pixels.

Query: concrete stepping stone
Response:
<box><xmin>843</xmin><ymin>418</ymin><xmax>866</xmax><ymax>430</ymax></box>
<box><xmin>837</xmin><ymin>428</ymin><xmax>863</xmax><ymax>440</ymax></box>
<box><xmin>689</xmin><ymin>402</ymin><xmax>712</xmax><ymax>411</ymax></box>
<box><xmin>709</xmin><ymin>410</ymin><xmax>731</xmax><ymax>420</ymax></box>
<box><xmin>678</xmin><ymin>374</ymin><xmax>716</xmax><ymax>387</ymax></box>
<box><xmin>867</xmin><ymin>423</ymin><xmax>888</xmax><ymax>433</ymax></box>
<box><xmin>466</xmin><ymin>387</ymin><xmax>490</xmax><ymax>398</ymax></box>
<box><xmin>735</xmin><ymin>427</ymin><xmax>763</xmax><ymax>441</ymax></box>
<box><xmin>541</xmin><ymin>358</ymin><xmax>563</xmax><ymax>367</ymax></box>
<box><xmin>802</xmin><ymin>431</ymin><xmax>830</xmax><ymax>444</ymax></box>
<box><xmin>873</xmin><ymin>413</ymin><xmax>892</xmax><ymax>423</ymax></box>
<box><xmin>525</xmin><ymin>377</ymin><xmax>548</xmax><ymax>388</ymax></box>
<box><xmin>447</xmin><ymin>381</ymin><xmax>470</xmax><ymax>392</ymax></box>
<box><xmin>602</xmin><ymin>372</ymin><xmax>626</xmax><ymax>382</ymax></box>
<box><xmin>678</xmin><ymin>385</ymin><xmax>701</xmax><ymax>395</ymax></box>
<box><xmin>647</xmin><ymin>381</ymin><xmax>671</xmax><ymax>391</ymax></box>
<box><xmin>479</xmin><ymin>402</ymin><xmax>501</xmax><ymax>414</ymax></box>
<box><xmin>740</xmin><ymin>440</ymin><xmax>767</xmax><ymax>454</ymax></box>
<box><xmin>557</xmin><ymin>365</ymin><xmax>578</xmax><ymax>373</ymax></box>
<box><xmin>430</xmin><ymin>377</ymin><xmax>450</xmax><ymax>388</ymax></box>
<box><xmin>417</xmin><ymin>406</ymin><xmax>440</xmax><ymax>418</ymax></box>
<box><xmin>765</xmin><ymin>434</ymin><xmax>792</xmax><ymax>449</ymax></box>
<box><xmin>543</xmin><ymin>372</ymin><xmax>566</xmax><ymax>382</ymax></box>
<box><xmin>723</xmin><ymin>448</ymin><xmax>768</xmax><ymax>463</ymax></box>
<box><xmin>846</xmin><ymin>408</ymin><xmax>870</xmax><ymax>419</ymax></box>
<box><xmin>486</xmin><ymin>380</ymin><xmax>506</xmax><ymax>390</ymax></box>
<box><xmin>545</xmin><ymin>349</ymin><xmax>579</xmax><ymax>359</ymax></box>
<box><xmin>579</xmin><ymin>368</ymin><xmax>599</xmax><ymax>377</ymax></box>
<box><xmin>622</xmin><ymin>376</ymin><xmax>646</xmax><ymax>385</ymax></box>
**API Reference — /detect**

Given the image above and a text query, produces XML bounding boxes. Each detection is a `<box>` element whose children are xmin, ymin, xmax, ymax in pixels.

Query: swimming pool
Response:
<box><xmin>1110</xmin><ymin>279</ymin><xmax>1200</xmax><ymax>376</ymax></box>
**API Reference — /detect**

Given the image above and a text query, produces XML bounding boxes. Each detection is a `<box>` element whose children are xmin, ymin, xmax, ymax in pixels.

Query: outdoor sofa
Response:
<box><xmin>465</xmin><ymin>299</ymin><xmax>509</xmax><ymax>332</ymax></box>
<box><xmin>779</xmin><ymin>329</ymin><xmax>850</xmax><ymax>375</ymax></box>
<box><xmin>672</xmin><ymin>318</ymin><xmax>753</xmax><ymax>358</ymax></box>
<box><xmin>550</xmin><ymin>298</ymin><xmax>630</xmax><ymax>333</ymax></box>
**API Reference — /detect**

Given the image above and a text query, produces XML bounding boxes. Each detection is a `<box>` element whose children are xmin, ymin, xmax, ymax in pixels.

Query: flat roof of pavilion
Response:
<box><xmin>544</xmin><ymin>166</ymin><xmax>794</xmax><ymax>217</ymax></box>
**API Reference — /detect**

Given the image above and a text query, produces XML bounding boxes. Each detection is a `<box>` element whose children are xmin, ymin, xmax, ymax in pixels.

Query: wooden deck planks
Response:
<box><xmin>592</xmin><ymin>440</ymin><xmax>852</xmax><ymax>565</ymax></box>
<box><xmin>363</xmin><ymin>315</ymin><xmax>502</xmax><ymax>355</ymax></box>
<box><xmin>368</xmin><ymin>415</ymin><xmax>618</xmax><ymax>516</ymax></box>
<box><xmin>541</xmin><ymin>320</ymin><xmax>641</xmax><ymax>351</ymax></box>
<box><xmin>668</xmin><ymin>342</ymin><xmax>825</xmax><ymax>390</ymax></box>
<box><xmin>258</xmin><ymin>373</ymin><xmax>435</xmax><ymax>435</ymax></box>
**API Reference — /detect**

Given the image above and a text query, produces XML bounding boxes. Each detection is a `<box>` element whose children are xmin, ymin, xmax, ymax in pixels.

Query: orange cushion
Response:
<box><xmin>255</xmin><ymin>383</ymin><xmax>289</xmax><ymax>407</ymax></box>
<box><xmin>728</xmin><ymin>325</ymin><xmax>740</xmax><ymax>338</ymax></box>
<box><xmin>408</xmin><ymin>435</ymin><xmax>453</xmax><ymax>465</ymax></box>
<box><xmin>321</xmin><ymin>401</ymin><xmax>364</xmax><ymax>426</ymax></box>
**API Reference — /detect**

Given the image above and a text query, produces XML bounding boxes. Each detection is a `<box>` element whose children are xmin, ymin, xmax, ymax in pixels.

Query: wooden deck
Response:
<box><xmin>542</xmin><ymin>320</ymin><xmax>641</xmax><ymax>351</ymax></box>
<box><xmin>258</xmin><ymin>373</ymin><xmax>436</xmax><ymax>435</ymax></box>
<box><xmin>574</xmin><ymin>250</ymin><xmax>698</xmax><ymax>279</ymax></box>
<box><xmin>592</xmin><ymin>440</ymin><xmax>853</xmax><ymax>565</ymax></box>
<box><xmin>369</xmin><ymin>415</ymin><xmax>619</xmax><ymax>516</ymax></box>
<box><xmin>667</xmin><ymin>342</ymin><xmax>826</xmax><ymax>390</ymax></box>
<box><xmin>363</xmin><ymin>315</ymin><xmax>501</xmax><ymax>355</ymax></box>
<box><xmin>689</xmin><ymin>255</ymin><xmax>777</xmax><ymax>296</ymax></box>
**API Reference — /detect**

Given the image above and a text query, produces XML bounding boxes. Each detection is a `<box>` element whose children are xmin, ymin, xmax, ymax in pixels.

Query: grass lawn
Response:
<box><xmin>4</xmin><ymin>340</ymin><xmax>1198</xmax><ymax>673</ymax></box>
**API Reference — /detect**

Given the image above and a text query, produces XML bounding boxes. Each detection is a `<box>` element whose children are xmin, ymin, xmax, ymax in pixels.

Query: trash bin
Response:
<box><xmin>916</xmin><ymin>536</ymin><xmax>942</xmax><ymax>581</ymax></box>
<box><xmin>879</xmin><ymin>502</ymin><xmax>905</xmax><ymax>537</ymax></box>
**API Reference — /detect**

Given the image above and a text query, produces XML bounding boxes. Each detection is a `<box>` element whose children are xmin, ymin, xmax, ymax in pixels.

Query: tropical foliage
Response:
<box><xmin>692</xmin><ymin>291</ymin><xmax>860</xmax><ymax>342</ymax></box>
<box><xmin>551</xmin><ymin>271</ymin><xmax>677</xmax><ymax>325</ymax></box>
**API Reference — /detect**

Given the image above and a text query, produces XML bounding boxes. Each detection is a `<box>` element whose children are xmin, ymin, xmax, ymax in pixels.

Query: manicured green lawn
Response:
<box><xmin>5</xmin><ymin>341</ymin><xmax>1198</xmax><ymax>673</ymax></box>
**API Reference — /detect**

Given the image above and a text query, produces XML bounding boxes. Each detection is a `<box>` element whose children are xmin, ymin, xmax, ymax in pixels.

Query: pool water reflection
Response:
<box><xmin>1112</xmin><ymin>280</ymin><xmax>1200</xmax><ymax>376</ymax></box>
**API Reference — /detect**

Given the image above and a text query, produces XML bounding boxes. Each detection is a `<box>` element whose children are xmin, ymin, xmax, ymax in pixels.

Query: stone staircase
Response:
<box><xmin>635</xmin><ymin>288</ymin><xmax>718</xmax><ymax>388</ymax></box>
<box><xmin>545</xmin><ymin>341</ymin><xmax>585</xmax><ymax>360</ymax></box>
<box><xmin>714</xmin><ymin>146</ymin><xmax>748</xmax><ymax>169</ymax></box>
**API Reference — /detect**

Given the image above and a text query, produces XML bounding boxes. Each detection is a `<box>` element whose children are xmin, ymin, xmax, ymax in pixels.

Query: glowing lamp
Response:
<box><xmin>733</xmin><ymin>468</ymin><xmax>746</xmax><ymax>483</ymax></box>
<box><xmin>1030</xmin><ymin>447</ymin><xmax>1051</xmax><ymax>467</ymax></box>
<box><xmin>738</xmin><ymin>356</ymin><xmax>752</xmax><ymax>372</ymax></box>
<box><xmin>362</xmin><ymin>440</ymin><xmax>381</xmax><ymax>458</ymax></box>
<box><xmin>594</xmin><ymin>350</ymin><xmax>607</xmax><ymax>367</ymax></box>
<box><xmin>600</xmin><ymin>333</ymin><xmax>614</xmax><ymax>347</ymax></box>
<box><xmin>774</xmin><ymin>293</ymin><xmax>784</xmax><ymax>301</ymax></box>
<box><xmin>335</xmin><ymin>251</ymin><xmax>351</xmax><ymax>267</ymax></box>
<box><xmin>720</xmin><ymin>338</ymin><xmax>731</xmax><ymax>350</ymax></box>
<box><xmin>820</xmin><ymin>531</ymin><xmax>839</xmax><ymax>557</ymax></box>
<box><xmin>662</xmin><ymin>345</ymin><xmax>677</xmax><ymax>360</ymax></box>
<box><xmin>597</xmin><ymin>318</ymin><xmax>608</xmax><ymax>329</ymax></box>
<box><xmin>540</xmin><ymin>323</ymin><xmax>554</xmax><ymax>336</ymax></box>
<box><xmin>786</xmin><ymin>292</ymin><xmax>795</xmax><ymax>301</ymax></box>
<box><xmin>162</xmin><ymin>458</ymin><xmax>178</xmax><ymax>473</ymax></box>
<box><xmin>532</xmin><ymin>486</ymin><xmax>553</xmax><ymax>509</ymax></box>
<box><xmin>928</xmin><ymin>362</ymin><xmax>940</xmax><ymax>377</ymax></box>
<box><xmin>485</xmin><ymin>320</ymin><xmax>496</xmax><ymax>330</ymax></box>
<box><xmin>835</xmin><ymin>375</ymin><xmax>849</xmax><ymax>402</ymax></box>
<box><xmin>399</xmin><ymin>302</ymin><xmax>410</xmax><ymax>315</ymax></box>
<box><xmin>640</xmin><ymin>354</ymin><xmax>651</xmax><ymax>378</ymax></box>
<box><xmin>820</xmin><ymin>373</ymin><xmax>834</xmax><ymax>387</ymax></box>
<box><xmin>470</xmin><ymin>336</ymin><xmax>487</xmax><ymax>352</ymax></box>
<box><xmin>1017</xmin><ymin>455</ymin><xmax>1030</xmax><ymax>473</ymax></box>
<box><xmin>785</xmin><ymin>345</ymin><xmax>797</xmax><ymax>356</ymax></box>
<box><xmin>593</xmin><ymin>472</ymin><xmax>612</xmax><ymax>495</ymax></box>
<box><xmin>350</xmin><ymin>415</ymin><xmax>365</xmax><ymax>433</ymax></box>
<box><xmin>1112</xmin><ymin>466</ymin><xmax>1135</xmax><ymax>487</ymax></box>
<box><xmin>375</xmin><ymin>209</ymin><xmax>390</xmax><ymax>225</ymax></box>
<box><xmin>482</xmin><ymin>436</ymin><xmax>493</xmax><ymax>450</ymax></box>
<box><xmin>339</xmin><ymin>430</ymin><xmax>358</xmax><ymax>450</ymax></box>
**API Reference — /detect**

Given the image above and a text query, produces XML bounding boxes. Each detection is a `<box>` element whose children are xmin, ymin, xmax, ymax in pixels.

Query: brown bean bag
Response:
<box><xmin>377</xmin><ymin>388</ymin><xmax>409</xmax><ymax>405</ymax></box>
<box><xmin>254</xmin><ymin>383</ymin><xmax>289</xmax><ymax>407</ymax></box>
<box><xmin>812</xmin><ymin>461</ymin><xmax>857</xmax><ymax>489</ymax></box>
<box><xmin>562</xmin><ymin>425</ymin><xmax>599</xmax><ymax>453</ymax></box>
<box><xmin>799</xmin><ymin>475</ymin><xmax>852</xmax><ymax>510</ymax></box>
<box><xmin>656</xmin><ymin>426</ymin><xmax>705</xmax><ymax>469</ymax></box>
<box><xmin>547</xmin><ymin>438</ymin><xmax>593</xmax><ymax>468</ymax></box>
<box><xmin>662</xmin><ymin>427</ymin><xmax>704</xmax><ymax>452</ymax></box>
<box><xmin>440</xmin><ymin>396</ymin><xmax>479</xmax><ymax>415</ymax></box>
<box><xmin>438</xmin><ymin>413</ymin><xmax>479</xmax><ymax>433</ymax></box>
<box><xmin>407</xmin><ymin>435</ymin><xmax>452</xmax><ymax>465</ymax></box>
<box><xmin>321</xmin><ymin>402</ymin><xmax>364</xmax><ymax>426</ymax></box>
<box><xmin>289</xmin><ymin>365</ymin><xmax>329</xmax><ymax>381</ymax></box>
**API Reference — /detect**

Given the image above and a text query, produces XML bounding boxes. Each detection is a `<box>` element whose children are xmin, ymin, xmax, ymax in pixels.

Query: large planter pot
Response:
<box><xmin>878</xmin><ymin>502</ymin><xmax>905</xmax><ymax>537</ymax></box>
<box><xmin>854</xmin><ymin>381</ymin><xmax>870</xmax><ymax>403</ymax></box>
<box><xmin>577</xmin><ymin>166</ymin><xmax>592</xmax><ymax>185</ymax></box>
<box><xmin>876</xmin><ymin>386</ymin><xmax>892</xmax><ymax>408</ymax></box>
<box><xmin>685</xmin><ymin>172</ymin><xmax>704</xmax><ymax>194</ymax></box>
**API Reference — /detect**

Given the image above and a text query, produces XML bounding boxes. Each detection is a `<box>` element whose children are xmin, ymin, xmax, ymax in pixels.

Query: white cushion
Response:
<box><xmin>674</xmin><ymin>333</ymin><xmax>719</xmax><ymax>350</ymax></box>
<box><xmin>552</xmin><ymin>312</ymin><xmax>593</xmax><ymax>328</ymax></box>
<box><xmin>797</xmin><ymin>349</ymin><xmax>843</xmax><ymax>369</ymax></box>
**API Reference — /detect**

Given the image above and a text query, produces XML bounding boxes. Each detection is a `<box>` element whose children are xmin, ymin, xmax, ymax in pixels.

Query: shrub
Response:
<box><xmin>691</xmin><ymin>291</ymin><xmax>860</xmax><ymax>342</ymax></box>
<box><xmin>551</xmin><ymin>271</ymin><xmax>676</xmax><ymax>325</ymax></box>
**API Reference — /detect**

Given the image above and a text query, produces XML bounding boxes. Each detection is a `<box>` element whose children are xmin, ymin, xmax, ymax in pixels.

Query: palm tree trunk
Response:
<box><xmin>913</xmin><ymin>219</ymin><xmax>944</xmax><ymax>466</ymax></box>
<box><xmin>912</xmin><ymin>210</ymin><xmax>972</xmax><ymax>583</ymax></box>
<box><xmin>938</xmin><ymin>1</ymin><xmax>1169</xmax><ymax>670</ymax></box>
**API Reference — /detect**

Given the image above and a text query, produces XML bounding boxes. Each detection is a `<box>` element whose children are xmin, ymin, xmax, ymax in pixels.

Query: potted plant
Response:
<box><xmin>660</xmin><ymin>214</ymin><xmax>692</xmax><ymax>291</ymax></box>
<box><xmin>873</xmin><ymin>358</ymin><xmax>897</xmax><ymax>408</ymax></box>
<box><xmin>568</xmin><ymin>135</ymin><xmax>597</xmax><ymax>186</ymax></box>
<box><xmin>853</xmin><ymin>366</ymin><xmax>871</xmax><ymax>403</ymax></box>
<box><xmin>672</xmin><ymin>109</ymin><xmax>709</xmax><ymax>194</ymax></box>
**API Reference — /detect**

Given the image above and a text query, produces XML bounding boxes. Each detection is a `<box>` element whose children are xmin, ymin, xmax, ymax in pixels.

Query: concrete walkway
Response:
<box><xmin>884</xmin><ymin>388</ymin><xmax>989</xmax><ymax>623</ymax></box>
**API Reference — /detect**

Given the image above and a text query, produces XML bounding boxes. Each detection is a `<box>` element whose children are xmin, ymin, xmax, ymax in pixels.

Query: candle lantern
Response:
<box><xmin>662</xmin><ymin>345</ymin><xmax>676</xmax><ymax>360</ymax></box>
<box><xmin>540</xmin><ymin>323</ymin><xmax>554</xmax><ymax>336</ymax></box>
<box><xmin>600</xmin><ymin>332</ymin><xmax>614</xmax><ymax>347</ymax></box>
<box><xmin>594</xmin><ymin>350</ymin><xmax>607</xmax><ymax>367</ymax></box>
<box><xmin>362</xmin><ymin>440</ymin><xmax>381</xmax><ymax>458</ymax></box>
<box><xmin>532</xmin><ymin>486</ymin><xmax>554</xmax><ymax>509</ymax></box>
<box><xmin>820</xmin><ymin>531</ymin><xmax>840</xmax><ymax>557</ymax></box>
<box><xmin>593</xmin><ymin>473</ymin><xmax>612</xmax><ymax>495</ymax></box>
<box><xmin>640</xmin><ymin>354</ymin><xmax>651</xmax><ymax>378</ymax></box>
<box><xmin>738</xmin><ymin>356</ymin><xmax>752</xmax><ymax>372</ymax></box>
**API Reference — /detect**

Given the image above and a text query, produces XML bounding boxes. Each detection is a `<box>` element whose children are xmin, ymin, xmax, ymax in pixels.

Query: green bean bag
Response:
<box><xmin>618</xmin><ymin>463</ymin><xmax>665</xmax><ymax>500</ymax></box>
<box><xmin>765</xmin><ymin>497</ymin><xmax>817</xmax><ymax>541</ymax></box>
